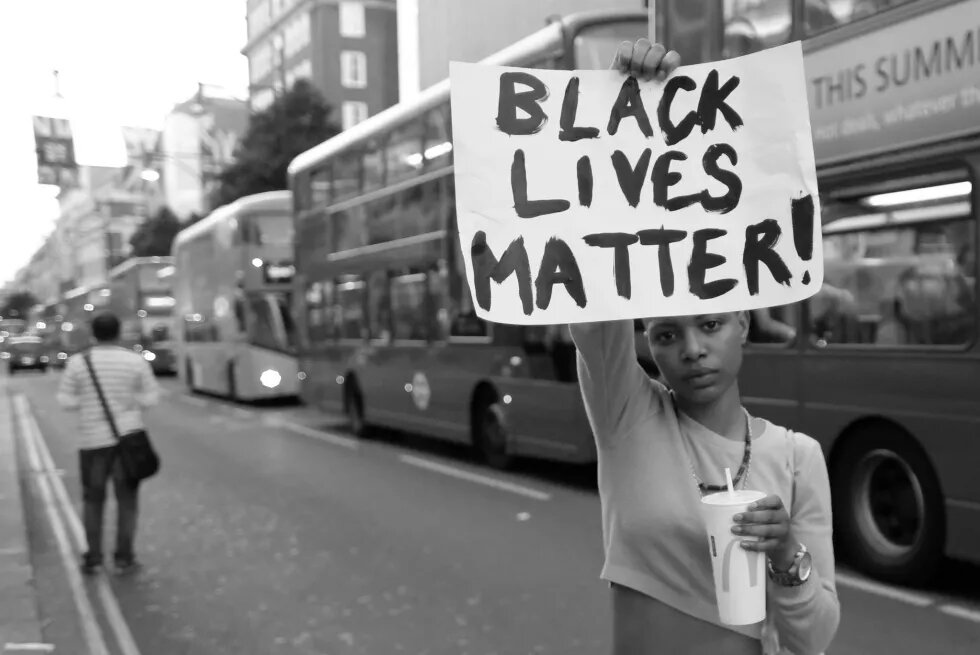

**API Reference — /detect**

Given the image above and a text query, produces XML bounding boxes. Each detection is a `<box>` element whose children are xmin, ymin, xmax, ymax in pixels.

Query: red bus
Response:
<box><xmin>655</xmin><ymin>0</ymin><xmax>980</xmax><ymax>582</ymax></box>
<box><xmin>289</xmin><ymin>11</ymin><xmax>650</xmax><ymax>468</ymax></box>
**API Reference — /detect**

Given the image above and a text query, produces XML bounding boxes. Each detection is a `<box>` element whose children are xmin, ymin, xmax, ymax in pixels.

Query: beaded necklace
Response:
<box><xmin>673</xmin><ymin>396</ymin><xmax>753</xmax><ymax>497</ymax></box>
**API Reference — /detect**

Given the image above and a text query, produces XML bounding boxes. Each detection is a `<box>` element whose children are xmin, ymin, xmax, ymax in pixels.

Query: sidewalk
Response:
<box><xmin>0</xmin><ymin>386</ymin><xmax>46</xmax><ymax>650</ymax></box>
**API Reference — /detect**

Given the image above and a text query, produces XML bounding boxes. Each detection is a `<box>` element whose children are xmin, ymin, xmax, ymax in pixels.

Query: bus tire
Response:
<box><xmin>831</xmin><ymin>426</ymin><xmax>944</xmax><ymax>585</ymax></box>
<box><xmin>344</xmin><ymin>379</ymin><xmax>366</xmax><ymax>437</ymax></box>
<box><xmin>473</xmin><ymin>393</ymin><xmax>512</xmax><ymax>470</ymax></box>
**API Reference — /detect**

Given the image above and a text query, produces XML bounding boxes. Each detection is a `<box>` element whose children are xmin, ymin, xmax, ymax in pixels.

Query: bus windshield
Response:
<box><xmin>573</xmin><ymin>20</ymin><xmax>647</xmax><ymax>69</ymax></box>
<box><xmin>243</xmin><ymin>213</ymin><xmax>292</xmax><ymax>246</ymax></box>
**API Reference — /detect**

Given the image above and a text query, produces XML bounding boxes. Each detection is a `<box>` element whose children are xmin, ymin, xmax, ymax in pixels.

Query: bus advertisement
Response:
<box><xmin>654</xmin><ymin>0</ymin><xmax>980</xmax><ymax>582</ymax></box>
<box><xmin>107</xmin><ymin>256</ymin><xmax>178</xmax><ymax>375</ymax></box>
<box><xmin>288</xmin><ymin>11</ymin><xmax>649</xmax><ymax>469</ymax></box>
<box><xmin>172</xmin><ymin>191</ymin><xmax>299</xmax><ymax>401</ymax></box>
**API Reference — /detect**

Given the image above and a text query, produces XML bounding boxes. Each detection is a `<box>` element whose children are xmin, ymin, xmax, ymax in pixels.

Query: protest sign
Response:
<box><xmin>449</xmin><ymin>42</ymin><xmax>822</xmax><ymax>325</ymax></box>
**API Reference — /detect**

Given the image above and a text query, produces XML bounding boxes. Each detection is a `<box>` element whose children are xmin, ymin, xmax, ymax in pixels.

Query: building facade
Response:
<box><xmin>156</xmin><ymin>89</ymin><xmax>249</xmax><ymax>220</ymax></box>
<box><xmin>397</xmin><ymin>0</ymin><xmax>644</xmax><ymax>97</ymax></box>
<box><xmin>243</xmin><ymin>0</ymin><xmax>399</xmax><ymax>130</ymax></box>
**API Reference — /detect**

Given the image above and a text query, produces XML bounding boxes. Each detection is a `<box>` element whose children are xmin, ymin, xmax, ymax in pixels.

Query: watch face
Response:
<box><xmin>798</xmin><ymin>552</ymin><xmax>813</xmax><ymax>581</ymax></box>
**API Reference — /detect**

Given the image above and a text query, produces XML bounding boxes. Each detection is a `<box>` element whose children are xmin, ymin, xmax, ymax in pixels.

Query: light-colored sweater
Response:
<box><xmin>57</xmin><ymin>345</ymin><xmax>160</xmax><ymax>450</ymax></box>
<box><xmin>571</xmin><ymin>320</ymin><xmax>839</xmax><ymax>655</ymax></box>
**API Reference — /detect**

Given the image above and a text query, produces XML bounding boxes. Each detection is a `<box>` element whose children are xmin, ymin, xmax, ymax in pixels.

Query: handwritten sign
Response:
<box><xmin>449</xmin><ymin>43</ymin><xmax>822</xmax><ymax>324</ymax></box>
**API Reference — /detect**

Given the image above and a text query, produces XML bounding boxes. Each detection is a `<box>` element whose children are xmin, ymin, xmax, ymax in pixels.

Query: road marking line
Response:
<box><xmin>938</xmin><ymin>603</ymin><xmax>980</xmax><ymax>623</ymax></box>
<box><xmin>4</xmin><ymin>645</ymin><xmax>56</xmax><ymax>652</ymax></box>
<box><xmin>21</xmin><ymin>398</ymin><xmax>143</xmax><ymax>655</ymax></box>
<box><xmin>181</xmin><ymin>396</ymin><xmax>210</xmax><ymax>408</ymax></box>
<box><xmin>13</xmin><ymin>396</ymin><xmax>111</xmax><ymax>655</ymax></box>
<box><xmin>399</xmin><ymin>454</ymin><xmax>552</xmax><ymax>502</ymax></box>
<box><xmin>277</xmin><ymin>420</ymin><xmax>359</xmax><ymax>450</ymax></box>
<box><xmin>834</xmin><ymin>571</ymin><xmax>934</xmax><ymax>607</ymax></box>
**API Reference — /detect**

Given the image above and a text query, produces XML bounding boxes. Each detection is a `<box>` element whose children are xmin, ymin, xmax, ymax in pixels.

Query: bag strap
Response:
<box><xmin>82</xmin><ymin>351</ymin><xmax>121</xmax><ymax>441</ymax></box>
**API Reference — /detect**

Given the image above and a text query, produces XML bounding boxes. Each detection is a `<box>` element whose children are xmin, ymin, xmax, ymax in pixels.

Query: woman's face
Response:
<box><xmin>645</xmin><ymin>312</ymin><xmax>748</xmax><ymax>406</ymax></box>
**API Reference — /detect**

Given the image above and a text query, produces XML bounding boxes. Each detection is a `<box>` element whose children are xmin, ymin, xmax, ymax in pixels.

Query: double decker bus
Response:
<box><xmin>172</xmin><ymin>191</ymin><xmax>299</xmax><ymax>401</ymax></box>
<box><xmin>288</xmin><ymin>11</ymin><xmax>648</xmax><ymax>469</ymax></box>
<box><xmin>107</xmin><ymin>256</ymin><xmax>178</xmax><ymax>375</ymax></box>
<box><xmin>655</xmin><ymin>0</ymin><xmax>980</xmax><ymax>582</ymax></box>
<box><xmin>58</xmin><ymin>282</ymin><xmax>114</xmax><ymax>355</ymax></box>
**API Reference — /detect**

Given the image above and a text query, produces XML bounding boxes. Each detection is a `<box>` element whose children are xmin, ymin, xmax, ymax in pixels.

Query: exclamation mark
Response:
<box><xmin>792</xmin><ymin>194</ymin><xmax>815</xmax><ymax>285</ymax></box>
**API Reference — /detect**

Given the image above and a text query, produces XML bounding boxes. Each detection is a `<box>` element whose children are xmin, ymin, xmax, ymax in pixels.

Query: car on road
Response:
<box><xmin>4</xmin><ymin>336</ymin><xmax>49</xmax><ymax>374</ymax></box>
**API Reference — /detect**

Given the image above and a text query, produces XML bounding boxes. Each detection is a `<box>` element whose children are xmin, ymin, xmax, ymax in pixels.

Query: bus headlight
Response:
<box><xmin>260</xmin><ymin>369</ymin><xmax>282</xmax><ymax>389</ymax></box>
<box><xmin>142</xmin><ymin>350</ymin><xmax>157</xmax><ymax>362</ymax></box>
<box><xmin>57</xmin><ymin>352</ymin><xmax>68</xmax><ymax>360</ymax></box>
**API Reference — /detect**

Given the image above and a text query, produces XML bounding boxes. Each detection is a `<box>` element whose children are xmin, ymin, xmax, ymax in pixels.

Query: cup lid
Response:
<box><xmin>701</xmin><ymin>489</ymin><xmax>767</xmax><ymax>505</ymax></box>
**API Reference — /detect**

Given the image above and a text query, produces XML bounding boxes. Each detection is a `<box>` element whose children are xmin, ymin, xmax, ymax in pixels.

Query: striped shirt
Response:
<box><xmin>57</xmin><ymin>345</ymin><xmax>161</xmax><ymax>450</ymax></box>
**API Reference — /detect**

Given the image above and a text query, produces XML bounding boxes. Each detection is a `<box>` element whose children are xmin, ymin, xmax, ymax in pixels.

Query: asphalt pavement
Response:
<box><xmin>5</xmin><ymin>370</ymin><xmax>980</xmax><ymax>655</ymax></box>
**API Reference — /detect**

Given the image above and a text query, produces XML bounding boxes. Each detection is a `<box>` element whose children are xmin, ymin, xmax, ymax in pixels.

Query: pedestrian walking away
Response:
<box><xmin>57</xmin><ymin>311</ymin><xmax>161</xmax><ymax>575</ymax></box>
<box><xmin>571</xmin><ymin>41</ymin><xmax>841</xmax><ymax>655</ymax></box>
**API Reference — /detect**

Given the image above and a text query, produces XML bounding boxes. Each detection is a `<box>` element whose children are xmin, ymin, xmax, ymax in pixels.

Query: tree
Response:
<box><xmin>129</xmin><ymin>206</ymin><xmax>182</xmax><ymax>258</ymax></box>
<box><xmin>212</xmin><ymin>79</ymin><xmax>340</xmax><ymax>208</ymax></box>
<box><xmin>1</xmin><ymin>291</ymin><xmax>39</xmax><ymax>320</ymax></box>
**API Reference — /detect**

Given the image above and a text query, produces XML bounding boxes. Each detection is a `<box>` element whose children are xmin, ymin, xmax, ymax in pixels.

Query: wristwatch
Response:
<box><xmin>767</xmin><ymin>543</ymin><xmax>812</xmax><ymax>586</ymax></box>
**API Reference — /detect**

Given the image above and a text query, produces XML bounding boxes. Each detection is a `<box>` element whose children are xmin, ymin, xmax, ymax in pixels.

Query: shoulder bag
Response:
<box><xmin>83</xmin><ymin>351</ymin><xmax>161</xmax><ymax>482</ymax></box>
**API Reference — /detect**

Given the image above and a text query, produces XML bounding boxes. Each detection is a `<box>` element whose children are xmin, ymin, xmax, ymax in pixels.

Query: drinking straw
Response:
<box><xmin>725</xmin><ymin>467</ymin><xmax>735</xmax><ymax>495</ymax></box>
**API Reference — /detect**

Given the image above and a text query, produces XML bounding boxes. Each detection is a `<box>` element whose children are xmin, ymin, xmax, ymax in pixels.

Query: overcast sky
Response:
<box><xmin>0</xmin><ymin>0</ymin><xmax>250</xmax><ymax>285</ymax></box>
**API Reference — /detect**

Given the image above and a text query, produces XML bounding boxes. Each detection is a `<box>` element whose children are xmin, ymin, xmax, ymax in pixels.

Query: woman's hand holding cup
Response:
<box><xmin>732</xmin><ymin>494</ymin><xmax>796</xmax><ymax>570</ymax></box>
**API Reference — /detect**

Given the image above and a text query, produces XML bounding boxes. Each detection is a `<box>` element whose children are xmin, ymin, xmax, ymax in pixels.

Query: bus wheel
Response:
<box><xmin>185</xmin><ymin>359</ymin><xmax>195</xmax><ymax>392</ymax></box>
<box><xmin>474</xmin><ymin>397</ymin><xmax>512</xmax><ymax>470</ymax></box>
<box><xmin>344</xmin><ymin>380</ymin><xmax>366</xmax><ymax>437</ymax></box>
<box><xmin>832</xmin><ymin>427</ymin><xmax>944</xmax><ymax>585</ymax></box>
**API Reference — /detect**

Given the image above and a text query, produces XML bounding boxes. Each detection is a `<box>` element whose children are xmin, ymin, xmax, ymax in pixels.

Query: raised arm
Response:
<box><xmin>768</xmin><ymin>439</ymin><xmax>840</xmax><ymax>655</ymax></box>
<box><xmin>570</xmin><ymin>321</ymin><xmax>663</xmax><ymax>447</ymax></box>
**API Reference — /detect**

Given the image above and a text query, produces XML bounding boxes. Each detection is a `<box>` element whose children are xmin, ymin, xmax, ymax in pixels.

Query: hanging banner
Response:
<box><xmin>32</xmin><ymin>115</ymin><xmax>78</xmax><ymax>188</ymax></box>
<box><xmin>449</xmin><ymin>42</ymin><xmax>822</xmax><ymax>325</ymax></box>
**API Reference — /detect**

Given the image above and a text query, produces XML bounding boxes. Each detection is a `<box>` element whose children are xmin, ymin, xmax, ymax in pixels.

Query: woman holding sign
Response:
<box><xmin>573</xmin><ymin>41</ymin><xmax>840</xmax><ymax>655</ymax></box>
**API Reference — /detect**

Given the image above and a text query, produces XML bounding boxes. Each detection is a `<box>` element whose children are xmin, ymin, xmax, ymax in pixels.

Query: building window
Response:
<box><xmin>340</xmin><ymin>50</ymin><xmax>367</xmax><ymax>88</ymax></box>
<box><xmin>341</xmin><ymin>101</ymin><xmax>369</xmax><ymax>130</ymax></box>
<box><xmin>339</xmin><ymin>2</ymin><xmax>366</xmax><ymax>38</ymax></box>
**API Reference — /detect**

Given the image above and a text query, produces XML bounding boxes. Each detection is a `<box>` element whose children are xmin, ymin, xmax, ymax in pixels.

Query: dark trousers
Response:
<box><xmin>79</xmin><ymin>445</ymin><xmax>139</xmax><ymax>565</ymax></box>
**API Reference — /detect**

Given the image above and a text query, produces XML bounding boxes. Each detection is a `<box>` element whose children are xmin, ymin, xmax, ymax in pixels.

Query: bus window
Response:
<box><xmin>312</xmin><ymin>165</ymin><xmax>332</xmax><ymax>207</ymax></box>
<box><xmin>332</xmin><ymin>151</ymin><xmax>362</xmax><ymax>203</ymax></box>
<box><xmin>385</xmin><ymin>118</ymin><xmax>425</xmax><ymax>185</ymax></box>
<box><xmin>749</xmin><ymin>304</ymin><xmax>798</xmax><ymax>344</ymax></box>
<box><xmin>390</xmin><ymin>272</ymin><xmax>428</xmax><ymax>341</ymax></box>
<box><xmin>244</xmin><ymin>213</ymin><xmax>293</xmax><ymax>246</ymax></box>
<box><xmin>247</xmin><ymin>292</ymin><xmax>295</xmax><ymax>352</ymax></box>
<box><xmin>572</xmin><ymin>19</ymin><xmax>647</xmax><ymax>69</ymax></box>
<box><xmin>423</xmin><ymin>104</ymin><xmax>453</xmax><ymax>170</ymax></box>
<box><xmin>333</xmin><ymin>205</ymin><xmax>368</xmax><ymax>252</ymax></box>
<box><xmin>721</xmin><ymin>0</ymin><xmax>792</xmax><ymax>59</ymax></box>
<box><xmin>367</xmin><ymin>270</ymin><xmax>391</xmax><ymax>342</ymax></box>
<box><xmin>803</xmin><ymin>0</ymin><xmax>916</xmax><ymax>37</ymax></box>
<box><xmin>337</xmin><ymin>277</ymin><xmax>366</xmax><ymax>340</ymax></box>
<box><xmin>429</xmin><ymin>260</ymin><xmax>451</xmax><ymax>342</ymax></box>
<box><xmin>447</xmin><ymin>209</ymin><xmax>488</xmax><ymax>340</ymax></box>
<box><xmin>306</xmin><ymin>280</ymin><xmax>337</xmax><ymax>346</ymax></box>
<box><xmin>362</xmin><ymin>140</ymin><xmax>386</xmax><ymax>193</ymax></box>
<box><xmin>815</xmin><ymin>175</ymin><xmax>975</xmax><ymax>347</ymax></box>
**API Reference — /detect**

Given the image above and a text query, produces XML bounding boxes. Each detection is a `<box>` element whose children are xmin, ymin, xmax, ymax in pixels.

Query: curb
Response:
<box><xmin>0</xmin><ymin>386</ymin><xmax>45</xmax><ymax>649</ymax></box>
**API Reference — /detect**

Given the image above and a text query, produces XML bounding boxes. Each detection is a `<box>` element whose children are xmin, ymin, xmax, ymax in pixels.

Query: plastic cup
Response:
<box><xmin>700</xmin><ymin>489</ymin><xmax>768</xmax><ymax>625</ymax></box>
